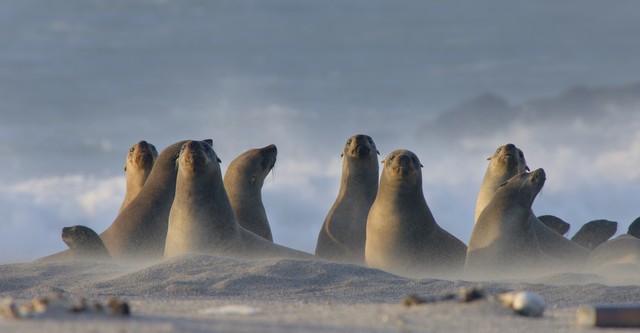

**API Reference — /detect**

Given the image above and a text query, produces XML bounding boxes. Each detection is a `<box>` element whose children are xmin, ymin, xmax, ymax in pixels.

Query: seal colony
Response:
<box><xmin>37</xmin><ymin>138</ymin><xmax>638</xmax><ymax>280</ymax></box>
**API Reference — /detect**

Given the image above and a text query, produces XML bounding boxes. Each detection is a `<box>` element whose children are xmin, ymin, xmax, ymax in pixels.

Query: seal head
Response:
<box><xmin>119</xmin><ymin>140</ymin><xmax>158</xmax><ymax>213</ymax></box>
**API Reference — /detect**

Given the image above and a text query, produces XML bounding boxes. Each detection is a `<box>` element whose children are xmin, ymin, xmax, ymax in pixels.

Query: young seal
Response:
<box><xmin>466</xmin><ymin>169</ymin><xmax>549</xmax><ymax>279</ymax></box>
<box><xmin>315</xmin><ymin>134</ymin><xmax>379</xmax><ymax>264</ymax></box>
<box><xmin>164</xmin><ymin>140</ymin><xmax>314</xmax><ymax>260</ymax></box>
<box><xmin>99</xmin><ymin>139</ymin><xmax>202</xmax><ymax>260</ymax></box>
<box><xmin>62</xmin><ymin>225</ymin><xmax>110</xmax><ymax>260</ymax></box>
<box><xmin>571</xmin><ymin>219</ymin><xmax>618</xmax><ymax>250</ymax></box>
<box><xmin>365</xmin><ymin>149</ymin><xmax>467</xmax><ymax>278</ymax></box>
<box><xmin>223</xmin><ymin>144</ymin><xmax>278</xmax><ymax>241</ymax></box>
<box><xmin>474</xmin><ymin>143</ymin><xmax>590</xmax><ymax>265</ymax></box>
<box><xmin>118</xmin><ymin>140</ymin><xmax>158</xmax><ymax>213</ymax></box>
<box><xmin>474</xmin><ymin>143</ymin><xmax>529</xmax><ymax>224</ymax></box>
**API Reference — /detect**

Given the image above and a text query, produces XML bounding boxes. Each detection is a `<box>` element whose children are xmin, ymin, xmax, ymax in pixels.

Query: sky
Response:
<box><xmin>1</xmin><ymin>0</ymin><xmax>640</xmax><ymax>262</ymax></box>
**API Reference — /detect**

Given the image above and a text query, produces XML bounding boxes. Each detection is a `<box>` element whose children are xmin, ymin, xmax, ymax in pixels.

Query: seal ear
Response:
<box><xmin>525</xmin><ymin>165</ymin><xmax>530</xmax><ymax>171</ymax></box>
<box><xmin>203</xmin><ymin>139</ymin><xmax>213</xmax><ymax>146</ymax></box>
<box><xmin>498</xmin><ymin>180</ymin><xmax>509</xmax><ymax>188</ymax></box>
<box><xmin>377</xmin><ymin>150</ymin><xmax>380</xmax><ymax>155</ymax></box>
<box><xmin>124</xmin><ymin>164</ymin><xmax>127</xmax><ymax>172</ymax></box>
<box><xmin>217</xmin><ymin>157</ymin><xmax>222</xmax><ymax>163</ymax></box>
<box><xmin>486</xmin><ymin>156</ymin><xmax>492</xmax><ymax>161</ymax></box>
<box><xmin>340</xmin><ymin>153</ymin><xmax>344</xmax><ymax>158</ymax></box>
<box><xmin>420</xmin><ymin>164</ymin><xmax>424</xmax><ymax>168</ymax></box>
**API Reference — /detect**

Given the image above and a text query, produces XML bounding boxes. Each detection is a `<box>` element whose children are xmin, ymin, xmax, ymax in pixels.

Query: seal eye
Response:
<box><xmin>496</xmin><ymin>148</ymin><xmax>502</xmax><ymax>154</ymax></box>
<box><xmin>346</xmin><ymin>139</ymin><xmax>352</xmax><ymax>145</ymax></box>
<box><xmin>129</xmin><ymin>147</ymin><xmax>135</xmax><ymax>153</ymax></box>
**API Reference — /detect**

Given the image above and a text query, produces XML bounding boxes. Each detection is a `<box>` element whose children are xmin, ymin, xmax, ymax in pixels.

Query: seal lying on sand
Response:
<box><xmin>474</xmin><ymin>143</ymin><xmax>590</xmax><ymax>266</ymax></box>
<box><xmin>466</xmin><ymin>169</ymin><xmax>548</xmax><ymax>279</ymax></box>
<box><xmin>118</xmin><ymin>140</ymin><xmax>158</xmax><ymax>213</ymax></box>
<box><xmin>223</xmin><ymin>144</ymin><xmax>278</xmax><ymax>241</ymax></box>
<box><xmin>571</xmin><ymin>219</ymin><xmax>618</xmax><ymax>250</ymax></box>
<box><xmin>588</xmin><ymin>234</ymin><xmax>640</xmax><ymax>276</ymax></box>
<box><xmin>365</xmin><ymin>149</ymin><xmax>466</xmax><ymax>278</ymax></box>
<box><xmin>164</xmin><ymin>140</ymin><xmax>314</xmax><ymax>260</ymax></box>
<box><xmin>316</xmin><ymin>134</ymin><xmax>379</xmax><ymax>264</ymax></box>
<box><xmin>62</xmin><ymin>225</ymin><xmax>110</xmax><ymax>260</ymax></box>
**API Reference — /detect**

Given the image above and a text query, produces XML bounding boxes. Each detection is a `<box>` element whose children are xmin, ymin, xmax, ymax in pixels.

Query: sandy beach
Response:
<box><xmin>1</xmin><ymin>254</ymin><xmax>639</xmax><ymax>332</ymax></box>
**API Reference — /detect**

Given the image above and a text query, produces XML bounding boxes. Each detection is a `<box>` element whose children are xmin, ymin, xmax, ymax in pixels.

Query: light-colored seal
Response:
<box><xmin>61</xmin><ymin>225</ymin><xmax>110</xmax><ymax>260</ymax></box>
<box><xmin>223</xmin><ymin>144</ymin><xmax>277</xmax><ymax>241</ymax></box>
<box><xmin>466</xmin><ymin>169</ymin><xmax>547</xmax><ymax>279</ymax></box>
<box><xmin>99</xmin><ymin>139</ymin><xmax>198</xmax><ymax>260</ymax></box>
<box><xmin>164</xmin><ymin>140</ymin><xmax>315</xmax><ymax>260</ymax></box>
<box><xmin>538</xmin><ymin>215</ymin><xmax>571</xmax><ymax>236</ymax></box>
<box><xmin>571</xmin><ymin>219</ymin><xmax>618</xmax><ymax>250</ymax></box>
<box><xmin>118</xmin><ymin>140</ymin><xmax>158</xmax><ymax>213</ymax></box>
<box><xmin>587</xmin><ymin>234</ymin><xmax>640</xmax><ymax>275</ymax></box>
<box><xmin>365</xmin><ymin>149</ymin><xmax>467</xmax><ymax>278</ymax></box>
<box><xmin>474</xmin><ymin>143</ymin><xmax>590</xmax><ymax>265</ymax></box>
<box><xmin>315</xmin><ymin>134</ymin><xmax>379</xmax><ymax>264</ymax></box>
<box><xmin>475</xmin><ymin>143</ymin><xmax>528</xmax><ymax>224</ymax></box>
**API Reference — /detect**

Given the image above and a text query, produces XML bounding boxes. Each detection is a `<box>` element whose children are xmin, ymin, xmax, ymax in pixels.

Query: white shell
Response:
<box><xmin>498</xmin><ymin>291</ymin><xmax>546</xmax><ymax>317</ymax></box>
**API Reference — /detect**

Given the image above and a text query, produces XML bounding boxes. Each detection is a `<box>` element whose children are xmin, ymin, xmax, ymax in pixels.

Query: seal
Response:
<box><xmin>466</xmin><ymin>169</ymin><xmax>548</xmax><ymax>279</ymax></box>
<box><xmin>588</xmin><ymin>234</ymin><xmax>640</xmax><ymax>275</ymax></box>
<box><xmin>474</xmin><ymin>143</ymin><xmax>590</xmax><ymax>264</ymax></box>
<box><xmin>629</xmin><ymin>217</ymin><xmax>640</xmax><ymax>239</ymax></box>
<box><xmin>223</xmin><ymin>144</ymin><xmax>278</xmax><ymax>241</ymax></box>
<box><xmin>118</xmin><ymin>140</ymin><xmax>158</xmax><ymax>213</ymax></box>
<box><xmin>99</xmin><ymin>139</ymin><xmax>202</xmax><ymax>260</ymax></box>
<box><xmin>538</xmin><ymin>215</ymin><xmax>571</xmax><ymax>236</ymax></box>
<box><xmin>365</xmin><ymin>149</ymin><xmax>467</xmax><ymax>278</ymax></box>
<box><xmin>62</xmin><ymin>225</ymin><xmax>110</xmax><ymax>260</ymax></box>
<box><xmin>315</xmin><ymin>134</ymin><xmax>379</xmax><ymax>264</ymax></box>
<box><xmin>474</xmin><ymin>143</ymin><xmax>528</xmax><ymax>224</ymax></box>
<box><xmin>571</xmin><ymin>219</ymin><xmax>618</xmax><ymax>250</ymax></box>
<box><xmin>164</xmin><ymin>140</ymin><xmax>315</xmax><ymax>260</ymax></box>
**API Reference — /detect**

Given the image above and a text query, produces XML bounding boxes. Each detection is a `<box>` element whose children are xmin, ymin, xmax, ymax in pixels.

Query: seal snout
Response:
<box><xmin>347</xmin><ymin>135</ymin><xmax>375</xmax><ymax>158</ymax></box>
<box><xmin>180</xmin><ymin>141</ymin><xmax>208</xmax><ymax>166</ymax></box>
<box><xmin>530</xmin><ymin>168</ymin><xmax>546</xmax><ymax>184</ymax></box>
<box><xmin>388</xmin><ymin>152</ymin><xmax>416</xmax><ymax>176</ymax></box>
<box><xmin>260</xmin><ymin>144</ymin><xmax>278</xmax><ymax>171</ymax></box>
<box><xmin>502</xmin><ymin>143</ymin><xmax>517</xmax><ymax>158</ymax></box>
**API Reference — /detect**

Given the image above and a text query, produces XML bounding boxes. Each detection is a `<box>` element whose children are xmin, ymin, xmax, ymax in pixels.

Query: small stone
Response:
<box><xmin>458</xmin><ymin>286</ymin><xmax>485</xmax><ymax>303</ymax></box>
<box><xmin>106</xmin><ymin>297</ymin><xmax>130</xmax><ymax>316</ymax></box>
<box><xmin>401</xmin><ymin>294</ymin><xmax>426</xmax><ymax>307</ymax></box>
<box><xmin>498</xmin><ymin>291</ymin><xmax>545</xmax><ymax>317</ymax></box>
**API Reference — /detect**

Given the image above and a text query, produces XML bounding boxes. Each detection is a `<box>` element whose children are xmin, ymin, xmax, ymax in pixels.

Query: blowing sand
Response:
<box><xmin>1</xmin><ymin>254</ymin><xmax>639</xmax><ymax>332</ymax></box>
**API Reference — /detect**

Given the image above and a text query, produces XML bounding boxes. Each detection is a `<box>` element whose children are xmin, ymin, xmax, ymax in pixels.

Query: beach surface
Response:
<box><xmin>1</xmin><ymin>254</ymin><xmax>639</xmax><ymax>332</ymax></box>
